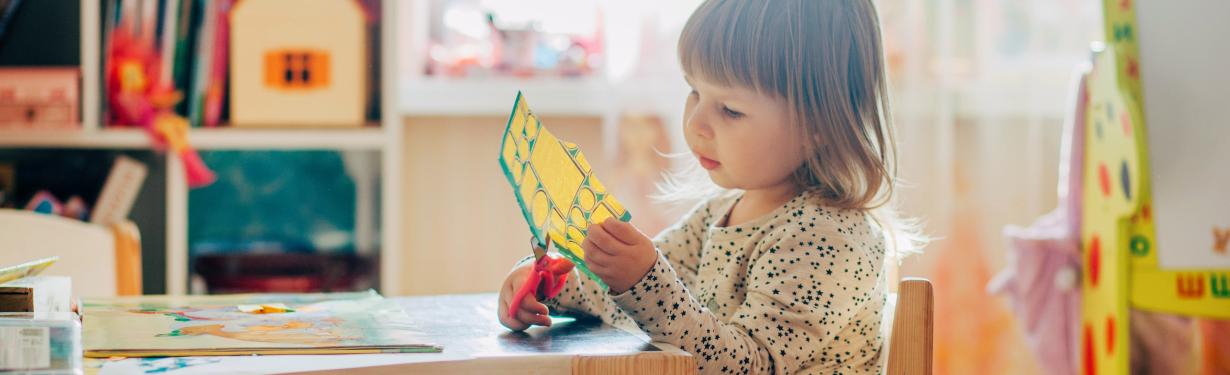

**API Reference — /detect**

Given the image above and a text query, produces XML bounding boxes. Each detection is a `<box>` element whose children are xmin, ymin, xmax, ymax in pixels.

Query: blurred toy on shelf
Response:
<box><xmin>0</xmin><ymin>68</ymin><xmax>79</xmax><ymax>129</ymax></box>
<box><xmin>231</xmin><ymin>0</ymin><xmax>366</xmax><ymax>127</ymax></box>
<box><xmin>425</xmin><ymin>0</ymin><xmax>602</xmax><ymax>78</ymax></box>
<box><xmin>8</xmin><ymin>154</ymin><xmax>150</xmax><ymax>224</ymax></box>
<box><xmin>23</xmin><ymin>190</ymin><xmax>61</xmax><ymax>215</ymax></box>
<box><xmin>22</xmin><ymin>190</ymin><xmax>91</xmax><ymax>221</ymax></box>
<box><xmin>106</xmin><ymin>18</ymin><xmax>215</xmax><ymax>188</ymax></box>
<box><xmin>61</xmin><ymin>195</ymin><xmax>88</xmax><ymax>220</ymax></box>
<box><xmin>91</xmin><ymin>155</ymin><xmax>147</xmax><ymax>226</ymax></box>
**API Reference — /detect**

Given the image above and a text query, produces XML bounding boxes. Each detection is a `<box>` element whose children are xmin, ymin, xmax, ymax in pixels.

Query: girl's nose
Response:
<box><xmin>685</xmin><ymin>107</ymin><xmax>714</xmax><ymax>140</ymax></box>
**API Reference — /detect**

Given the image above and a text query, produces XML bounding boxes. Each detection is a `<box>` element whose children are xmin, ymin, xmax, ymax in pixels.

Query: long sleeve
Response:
<box><xmin>542</xmin><ymin>199</ymin><xmax>714</xmax><ymax>326</ymax></box>
<box><xmin>609</xmin><ymin>212</ymin><xmax>887</xmax><ymax>374</ymax></box>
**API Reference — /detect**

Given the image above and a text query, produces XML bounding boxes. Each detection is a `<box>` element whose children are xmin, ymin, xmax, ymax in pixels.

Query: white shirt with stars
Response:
<box><xmin>541</xmin><ymin>189</ymin><xmax>888</xmax><ymax>374</ymax></box>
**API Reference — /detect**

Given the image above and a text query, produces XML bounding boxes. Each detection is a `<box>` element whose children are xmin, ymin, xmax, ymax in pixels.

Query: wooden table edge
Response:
<box><xmin>283</xmin><ymin>349</ymin><xmax>696</xmax><ymax>375</ymax></box>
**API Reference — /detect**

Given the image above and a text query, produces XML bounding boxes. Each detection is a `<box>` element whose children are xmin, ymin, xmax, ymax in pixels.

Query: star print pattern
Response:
<box><xmin>540</xmin><ymin>190</ymin><xmax>887</xmax><ymax>374</ymax></box>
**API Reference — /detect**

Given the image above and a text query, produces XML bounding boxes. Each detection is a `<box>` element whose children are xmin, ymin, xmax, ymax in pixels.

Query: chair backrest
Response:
<box><xmin>0</xmin><ymin>209</ymin><xmax>142</xmax><ymax>297</ymax></box>
<box><xmin>887</xmin><ymin>278</ymin><xmax>934</xmax><ymax>375</ymax></box>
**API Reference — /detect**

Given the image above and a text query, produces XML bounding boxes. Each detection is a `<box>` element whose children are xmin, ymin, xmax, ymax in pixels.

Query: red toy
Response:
<box><xmin>107</xmin><ymin>20</ymin><xmax>216</xmax><ymax>188</ymax></box>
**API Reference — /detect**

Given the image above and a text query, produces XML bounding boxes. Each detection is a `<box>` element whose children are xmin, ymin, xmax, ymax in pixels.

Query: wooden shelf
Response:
<box><xmin>0</xmin><ymin>126</ymin><xmax>388</xmax><ymax>150</ymax></box>
<box><xmin>0</xmin><ymin>128</ymin><xmax>146</xmax><ymax>148</ymax></box>
<box><xmin>191</xmin><ymin>127</ymin><xmax>388</xmax><ymax>150</ymax></box>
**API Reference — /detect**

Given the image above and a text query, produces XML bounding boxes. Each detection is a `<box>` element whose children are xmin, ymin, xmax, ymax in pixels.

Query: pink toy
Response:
<box><xmin>62</xmin><ymin>195</ymin><xmax>89</xmax><ymax>221</ymax></box>
<box><xmin>24</xmin><ymin>190</ymin><xmax>62</xmax><ymax>216</ymax></box>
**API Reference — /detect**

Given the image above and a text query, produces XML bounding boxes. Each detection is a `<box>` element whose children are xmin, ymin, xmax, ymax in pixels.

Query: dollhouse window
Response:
<box><xmin>264</xmin><ymin>50</ymin><xmax>331</xmax><ymax>90</ymax></box>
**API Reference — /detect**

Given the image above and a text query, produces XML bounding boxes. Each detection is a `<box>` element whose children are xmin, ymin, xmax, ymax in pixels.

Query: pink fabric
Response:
<box><xmin>992</xmin><ymin>211</ymin><xmax>1082</xmax><ymax>375</ymax></box>
<box><xmin>988</xmin><ymin>67</ymin><xmax>1090</xmax><ymax>375</ymax></box>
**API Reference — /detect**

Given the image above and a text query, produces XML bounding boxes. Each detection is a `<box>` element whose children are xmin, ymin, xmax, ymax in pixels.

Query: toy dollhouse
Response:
<box><xmin>230</xmin><ymin>0</ymin><xmax>366</xmax><ymax>127</ymax></box>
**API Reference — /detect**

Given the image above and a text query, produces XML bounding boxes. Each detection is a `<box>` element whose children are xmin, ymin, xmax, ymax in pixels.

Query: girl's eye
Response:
<box><xmin>722</xmin><ymin>106</ymin><xmax>744</xmax><ymax>119</ymax></box>
<box><xmin>688</xmin><ymin>89</ymin><xmax>699</xmax><ymax>99</ymax></box>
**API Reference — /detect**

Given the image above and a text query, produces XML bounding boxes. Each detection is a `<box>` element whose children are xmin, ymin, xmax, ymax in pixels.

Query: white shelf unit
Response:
<box><xmin>400</xmin><ymin>77</ymin><xmax>614</xmax><ymax>117</ymax></box>
<box><xmin>0</xmin><ymin>0</ymin><xmax>404</xmax><ymax>296</ymax></box>
<box><xmin>394</xmin><ymin>0</ymin><xmax>623</xmax><ymax>118</ymax></box>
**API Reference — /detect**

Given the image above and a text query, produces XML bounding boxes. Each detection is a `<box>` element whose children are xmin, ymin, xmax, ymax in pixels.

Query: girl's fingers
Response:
<box><xmin>602</xmin><ymin>219</ymin><xmax>642</xmax><ymax>245</ymax></box>
<box><xmin>517</xmin><ymin>297</ymin><xmax>552</xmax><ymax>327</ymax></box>
<box><xmin>586</xmin><ymin>224</ymin><xmax>625</xmax><ymax>253</ymax></box>
<box><xmin>498</xmin><ymin>295</ymin><xmax>528</xmax><ymax>331</ymax></box>
<box><xmin>520</xmin><ymin>294</ymin><xmax>548</xmax><ymax>315</ymax></box>
<box><xmin>516</xmin><ymin>308</ymin><xmax>551</xmax><ymax>327</ymax></box>
<box><xmin>583</xmin><ymin>238</ymin><xmax>610</xmax><ymax>268</ymax></box>
<box><xmin>501</xmin><ymin>315</ymin><xmax>529</xmax><ymax>331</ymax></box>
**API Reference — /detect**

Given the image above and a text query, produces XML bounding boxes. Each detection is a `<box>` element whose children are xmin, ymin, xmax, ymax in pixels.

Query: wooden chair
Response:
<box><xmin>886</xmin><ymin>278</ymin><xmax>934</xmax><ymax>375</ymax></box>
<box><xmin>0</xmin><ymin>209</ymin><xmax>142</xmax><ymax>297</ymax></box>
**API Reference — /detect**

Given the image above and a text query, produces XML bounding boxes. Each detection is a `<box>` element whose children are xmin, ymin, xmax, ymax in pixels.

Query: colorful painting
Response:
<box><xmin>498</xmin><ymin>92</ymin><xmax>631</xmax><ymax>289</ymax></box>
<box><xmin>81</xmin><ymin>291</ymin><xmax>440</xmax><ymax>358</ymax></box>
<box><xmin>138</xmin><ymin>357</ymin><xmax>223</xmax><ymax>374</ymax></box>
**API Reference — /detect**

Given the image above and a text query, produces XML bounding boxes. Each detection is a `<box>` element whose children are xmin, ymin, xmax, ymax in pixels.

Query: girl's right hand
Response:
<box><xmin>498</xmin><ymin>262</ymin><xmax>552</xmax><ymax>331</ymax></box>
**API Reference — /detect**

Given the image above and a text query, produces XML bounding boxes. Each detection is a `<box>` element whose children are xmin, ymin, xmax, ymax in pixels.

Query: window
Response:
<box><xmin>264</xmin><ymin>50</ymin><xmax>331</xmax><ymax>90</ymax></box>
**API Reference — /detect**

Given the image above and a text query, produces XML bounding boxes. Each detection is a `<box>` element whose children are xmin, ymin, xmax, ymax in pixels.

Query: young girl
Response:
<box><xmin>498</xmin><ymin>0</ymin><xmax>915</xmax><ymax>373</ymax></box>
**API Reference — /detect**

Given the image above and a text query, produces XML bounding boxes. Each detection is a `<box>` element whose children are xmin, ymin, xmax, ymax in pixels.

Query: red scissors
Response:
<box><xmin>506</xmin><ymin>235</ymin><xmax>574</xmax><ymax>320</ymax></box>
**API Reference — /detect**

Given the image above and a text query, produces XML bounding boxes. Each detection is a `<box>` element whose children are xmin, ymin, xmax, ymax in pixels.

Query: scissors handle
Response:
<box><xmin>507</xmin><ymin>264</ymin><xmax>545</xmax><ymax>320</ymax></box>
<box><xmin>506</xmin><ymin>238</ymin><xmax>574</xmax><ymax>320</ymax></box>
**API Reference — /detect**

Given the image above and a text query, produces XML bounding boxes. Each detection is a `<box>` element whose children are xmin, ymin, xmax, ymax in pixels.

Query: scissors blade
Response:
<box><xmin>531</xmin><ymin>235</ymin><xmax>549</xmax><ymax>259</ymax></box>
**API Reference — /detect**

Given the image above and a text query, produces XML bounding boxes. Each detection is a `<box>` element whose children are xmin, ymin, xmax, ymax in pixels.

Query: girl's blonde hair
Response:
<box><xmin>666</xmin><ymin>0</ymin><xmax>923</xmax><ymax>253</ymax></box>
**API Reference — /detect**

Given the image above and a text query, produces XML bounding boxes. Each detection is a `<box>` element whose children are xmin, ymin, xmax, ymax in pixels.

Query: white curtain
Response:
<box><xmin>879</xmin><ymin>1</ymin><xmax>1101</xmax><ymax>373</ymax></box>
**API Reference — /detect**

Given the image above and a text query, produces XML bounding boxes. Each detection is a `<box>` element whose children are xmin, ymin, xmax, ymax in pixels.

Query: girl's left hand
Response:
<box><xmin>583</xmin><ymin>219</ymin><xmax>657</xmax><ymax>294</ymax></box>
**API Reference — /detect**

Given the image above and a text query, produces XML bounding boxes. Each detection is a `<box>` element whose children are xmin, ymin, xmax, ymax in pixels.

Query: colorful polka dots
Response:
<box><xmin>1099</xmin><ymin>163</ymin><xmax>1111</xmax><ymax>197</ymax></box>
<box><xmin>1082</xmin><ymin>39</ymin><xmax>1145</xmax><ymax>375</ymax></box>
<box><xmin>1105</xmin><ymin>315</ymin><xmax>1116</xmax><ymax>355</ymax></box>
<box><xmin>1130</xmin><ymin>235</ymin><xmax>1151</xmax><ymax>256</ymax></box>
<box><xmin>1089</xmin><ymin>235</ymin><xmax>1101</xmax><ymax>287</ymax></box>
<box><xmin>1083</xmin><ymin>323</ymin><xmax>1096</xmax><ymax>375</ymax></box>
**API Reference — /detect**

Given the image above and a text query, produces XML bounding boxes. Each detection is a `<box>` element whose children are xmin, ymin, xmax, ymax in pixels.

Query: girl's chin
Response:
<box><xmin>705</xmin><ymin>171</ymin><xmax>736</xmax><ymax>189</ymax></box>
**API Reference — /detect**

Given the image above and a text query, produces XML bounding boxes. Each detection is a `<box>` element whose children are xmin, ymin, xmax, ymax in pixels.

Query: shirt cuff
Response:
<box><xmin>609</xmin><ymin>253</ymin><xmax>686</xmax><ymax>323</ymax></box>
<box><xmin>514</xmin><ymin>254</ymin><xmax>537</xmax><ymax>268</ymax></box>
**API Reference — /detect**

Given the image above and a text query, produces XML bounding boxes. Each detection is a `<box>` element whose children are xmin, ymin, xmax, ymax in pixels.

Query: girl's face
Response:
<box><xmin>683</xmin><ymin>75</ymin><xmax>805</xmax><ymax>192</ymax></box>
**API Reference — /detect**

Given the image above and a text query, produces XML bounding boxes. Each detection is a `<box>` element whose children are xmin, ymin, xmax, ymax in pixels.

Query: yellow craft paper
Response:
<box><xmin>498</xmin><ymin>92</ymin><xmax>631</xmax><ymax>289</ymax></box>
<box><xmin>0</xmin><ymin>256</ymin><xmax>58</xmax><ymax>285</ymax></box>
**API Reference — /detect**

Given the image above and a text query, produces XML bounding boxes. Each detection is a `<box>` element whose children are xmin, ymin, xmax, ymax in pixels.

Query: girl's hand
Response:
<box><xmin>498</xmin><ymin>261</ymin><xmax>552</xmax><ymax>331</ymax></box>
<box><xmin>584</xmin><ymin>219</ymin><xmax>657</xmax><ymax>294</ymax></box>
